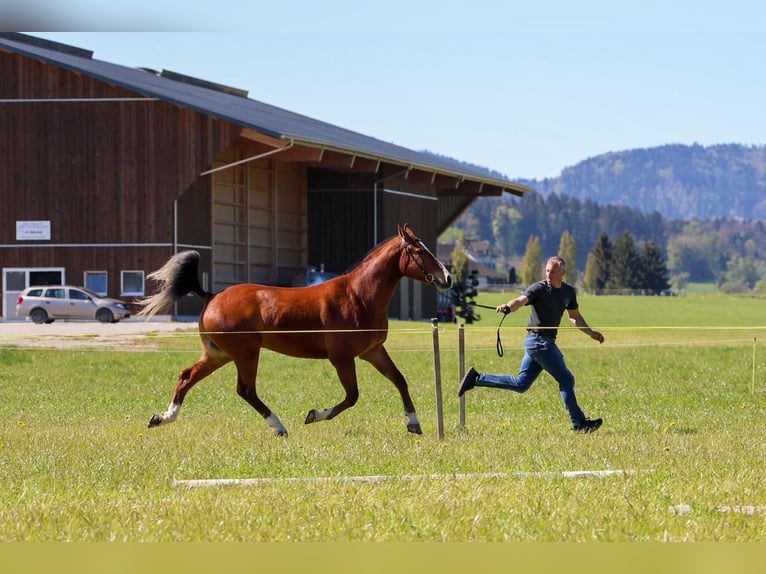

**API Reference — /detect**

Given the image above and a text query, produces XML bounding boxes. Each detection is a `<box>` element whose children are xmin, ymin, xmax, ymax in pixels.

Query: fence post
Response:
<box><xmin>431</xmin><ymin>318</ymin><xmax>444</xmax><ymax>440</ymax></box>
<box><xmin>459</xmin><ymin>322</ymin><xmax>466</xmax><ymax>427</ymax></box>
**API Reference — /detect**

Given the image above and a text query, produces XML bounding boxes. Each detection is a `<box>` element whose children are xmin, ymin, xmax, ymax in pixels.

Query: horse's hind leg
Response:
<box><xmin>360</xmin><ymin>345</ymin><xmax>422</xmax><ymax>434</ymax></box>
<box><xmin>304</xmin><ymin>358</ymin><xmax>359</xmax><ymax>426</ymax></box>
<box><xmin>148</xmin><ymin>345</ymin><xmax>230</xmax><ymax>428</ymax></box>
<box><xmin>233</xmin><ymin>350</ymin><xmax>289</xmax><ymax>437</ymax></box>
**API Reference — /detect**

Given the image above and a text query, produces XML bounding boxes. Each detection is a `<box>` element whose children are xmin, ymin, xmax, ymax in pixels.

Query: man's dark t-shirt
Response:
<box><xmin>522</xmin><ymin>280</ymin><xmax>578</xmax><ymax>340</ymax></box>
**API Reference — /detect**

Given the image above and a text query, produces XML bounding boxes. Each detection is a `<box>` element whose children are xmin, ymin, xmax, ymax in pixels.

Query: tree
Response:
<box><xmin>492</xmin><ymin>205</ymin><xmax>522</xmax><ymax>259</ymax></box>
<box><xmin>590</xmin><ymin>232</ymin><xmax>612</xmax><ymax>291</ymax></box>
<box><xmin>666</xmin><ymin>232</ymin><xmax>716</xmax><ymax>282</ymax></box>
<box><xmin>521</xmin><ymin>235</ymin><xmax>543</xmax><ymax>286</ymax></box>
<box><xmin>609</xmin><ymin>231</ymin><xmax>642</xmax><ymax>290</ymax></box>
<box><xmin>439</xmin><ymin>226</ymin><xmax>463</xmax><ymax>244</ymax></box>
<box><xmin>558</xmin><ymin>230</ymin><xmax>578</xmax><ymax>285</ymax></box>
<box><xmin>640</xmin><ymin>241</ymin><xmax>670</xmax><ymax>294</ymax></box>
<box><xmin>670</xmin><ymin>271</ymin><xmax>690</xmax><ymax>292</ymax></box>
<box><xmin>450</xmin><ymin>231</ymin><xmax>469</xmax><ymax>287</ymax></box>
<box><xmin>447</xmin><ymin>181</ymin><xmax>766</xmax><ymax>296</ymax></box>
<box><xmin>456</xmin><ymin>209</ymin><xmax>481</xmax><ymax>240</ymax></box>
<box><xmin>720</xmin><ymin>255</ymin><xmax>760</xmax><ymax>293</ymax></box>
<box><xmin>583</xmin><ymin>253</ymin><xmax>599</xmax><ymax>293</ymax></box>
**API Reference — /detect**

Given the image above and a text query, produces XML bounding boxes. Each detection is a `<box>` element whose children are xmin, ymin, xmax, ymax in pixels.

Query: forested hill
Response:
<box><xmin>515</xmin><ymin>143</ymin><xmax>766</xmax><ymax>221</ymax></box>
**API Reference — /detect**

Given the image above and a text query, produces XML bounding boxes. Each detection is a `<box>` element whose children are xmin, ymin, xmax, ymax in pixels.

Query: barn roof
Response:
<box><xmin>0</xmin><ymin>33</ymin><xmax>528</xmax><ymax>197</ymax></box>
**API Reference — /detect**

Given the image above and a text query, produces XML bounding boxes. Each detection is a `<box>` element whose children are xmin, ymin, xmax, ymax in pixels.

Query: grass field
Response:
<box><xmin>0</xmin><ymin>294</ymin><xmax>763</xmax><ymax>542</ymax></box>
<box><xmin>684</xmin><ymin>282</ymin><xmax>718</xmax><ymax>295</ymax></box>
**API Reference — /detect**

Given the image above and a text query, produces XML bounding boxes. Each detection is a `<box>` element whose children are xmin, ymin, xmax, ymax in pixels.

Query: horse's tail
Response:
<box><xmin>137</xmin><ymin>250</ymin><xmax>210</xmax><ymax>320</ymax></box>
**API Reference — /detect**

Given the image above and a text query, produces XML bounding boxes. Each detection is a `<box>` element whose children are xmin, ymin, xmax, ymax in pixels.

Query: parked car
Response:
<box><xmin>291</xmin><ymin>265</ymin><xmax>339</xmax><ymax>287</ymax></box>
<box><xmin>16</xmin><ymin>286</ymin><xmax>131</xmax><ymax>324</ymax></box>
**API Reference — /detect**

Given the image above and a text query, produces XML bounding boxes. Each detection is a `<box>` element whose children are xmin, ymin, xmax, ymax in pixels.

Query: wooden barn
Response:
<box><xmin>0</xmin><ymin>32</ymin><xmax>528</xmax><ymax>321</ymax></box>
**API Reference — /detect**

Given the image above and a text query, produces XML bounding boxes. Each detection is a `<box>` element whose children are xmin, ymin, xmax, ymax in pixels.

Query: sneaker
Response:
<box><xmin>573</xmin><ymin>418</ymin><xmax>603</xmax><ymax>433</ymax></box>
<box><xmin>458</xmin><ymin>367</ymin><xmax>479</xmax><ymax>397</ymax></box>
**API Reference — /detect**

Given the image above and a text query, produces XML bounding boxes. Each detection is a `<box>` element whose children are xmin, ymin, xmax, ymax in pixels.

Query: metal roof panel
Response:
<box><xmin>0</xmin><ymin>33</ymin><xmax>527</xmax><ymax>194</ymax></box>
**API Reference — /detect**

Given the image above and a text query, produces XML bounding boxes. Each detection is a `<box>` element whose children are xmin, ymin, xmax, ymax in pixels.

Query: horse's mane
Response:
<box><xmin>342</xmin><ymin>234</ymin><xmax>397</xmax><ymax>274</ymax></box>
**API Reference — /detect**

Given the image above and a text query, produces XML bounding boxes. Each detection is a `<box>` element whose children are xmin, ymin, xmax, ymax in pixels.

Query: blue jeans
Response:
<box><xmin>475</xmin><ymin>332</ymin><xmax>585</xmax><ymax>426</ymax></box>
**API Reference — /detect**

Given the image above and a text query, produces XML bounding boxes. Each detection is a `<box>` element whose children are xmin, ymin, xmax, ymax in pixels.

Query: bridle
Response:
<box><xmin>401</xmin><ymin>233</ymin><xmax>507</xmax><ymax>356</ymax></box>
<box><xmin>401</xmin><ymin>236</ymin><xmax>436</xmax><ymax>286</ymax></box>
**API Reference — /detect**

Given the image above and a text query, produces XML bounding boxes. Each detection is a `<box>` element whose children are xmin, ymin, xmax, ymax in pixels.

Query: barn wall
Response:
<box><xmin>0</xmin><ymin>50</ymin><xmax>239</xmax><ymax>316</ymax></box>
<box><xmin>0</xmin><ymin>47</ymin><xmax>454</xmax><ymax>321</ymax></box>
<box><xmin>210</xmin><ymin>148</ymin><xmax>307</xmax><ymax>291</ymax></box>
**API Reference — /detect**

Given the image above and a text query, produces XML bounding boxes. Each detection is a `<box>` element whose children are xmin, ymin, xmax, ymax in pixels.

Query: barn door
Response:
<box><xmin>212</xmin><ymin>151</ymin><xmax>307</xmax><ymax>290</ymax></box>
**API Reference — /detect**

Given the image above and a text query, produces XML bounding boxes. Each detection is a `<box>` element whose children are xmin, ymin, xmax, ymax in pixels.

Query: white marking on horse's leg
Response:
<box><xmin>405</xmin><ymin>411</ymin><xmax>422</xmax><ymax>434</ymax></box>
<box><xmin>314</xmin><ymin>408</ymin><xmax>333</xmax><ymax>422</ymax></box>
<box><xmin>305</xmin><ymin>407</ymin><xmax>334</xmax><ymax>424</ymax></box>
<box><xmin>155</xmin><ymin>402</ymin><xmax>181</xmax><ymax>425</ymax></box>
<box><xmin>266</xmin><ymin>413</ymin><xmax>288</xmax><ymax>436</ymax></box>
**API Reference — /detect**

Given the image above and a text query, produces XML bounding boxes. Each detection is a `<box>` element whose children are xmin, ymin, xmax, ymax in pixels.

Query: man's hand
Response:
<box><xmin>499</xmin><ymin>295</ymin><xmax>528</xmax><ymax>315</ymax></box>
<box><xmin>591</xmin><ymin>330</ymin><xmax>605</xmax><ymax>344</ymax></box>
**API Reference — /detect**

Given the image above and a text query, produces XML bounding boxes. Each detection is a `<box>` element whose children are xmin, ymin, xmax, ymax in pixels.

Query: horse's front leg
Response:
<box><xmin>305</xmin><ymin>358</ymin><xmax>359</xmax><ymax>425</ymax></box>
<box><xmin>233</xmin><ymin>350</ymin><xmax>289</xmax><ymax>437</ymax></box>
<box><xmin>360</xmin><ymin>345</ymin><xmax>422</xmax><ymax>434</ymax></box>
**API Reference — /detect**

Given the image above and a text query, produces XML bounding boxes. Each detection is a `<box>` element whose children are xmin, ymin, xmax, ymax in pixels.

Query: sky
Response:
<box><xmin>9</xmin><ymin>0</ymin><xmax>766</xmax><ymax>180</ymax></box>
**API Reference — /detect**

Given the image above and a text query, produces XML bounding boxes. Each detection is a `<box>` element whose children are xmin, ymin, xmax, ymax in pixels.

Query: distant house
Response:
<box><xmin>0</xmin><ymin>33</ymin><xmax>529</xmax><ymax>320</ymax></box>
<box><xmin>437</xmin><ymin>240</ymin><xmax>507</xmax><ymax>288</ymax></box>
<box><xmin>468</xmin><ymin>240</ymin><xmax>491</xmax><ymax>258</ymax></box>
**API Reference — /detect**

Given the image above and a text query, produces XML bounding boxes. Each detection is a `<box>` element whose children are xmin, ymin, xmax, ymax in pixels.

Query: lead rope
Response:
<box><xmin>496</xmin><ymin>311</ymin><xmax>508</xmax><ymax>357</ymax></box>
<box><xmin>472</xmin><ymin>303</ymin><xmax>510</xmax><ymax>357</ymax></box>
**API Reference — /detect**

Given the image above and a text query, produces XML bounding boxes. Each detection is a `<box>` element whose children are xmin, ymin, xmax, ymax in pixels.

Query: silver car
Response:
<box><xmin>16</xmin><ymin>286</ymin><xmax>131</xmax><ymax>324</ymax></box>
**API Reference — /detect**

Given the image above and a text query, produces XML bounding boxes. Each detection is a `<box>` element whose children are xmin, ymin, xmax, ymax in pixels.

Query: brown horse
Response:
<box><xmin>138</xmin><ymin>224</ymin><xmax>452</xmax><ymax>436</ymax></box>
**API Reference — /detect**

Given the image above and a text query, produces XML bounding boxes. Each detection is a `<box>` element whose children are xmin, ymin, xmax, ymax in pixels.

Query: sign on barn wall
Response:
<box><xmin>16</xmin><ymin>221</ymin><xmax>51</xmax><ymax>241</ymax></box>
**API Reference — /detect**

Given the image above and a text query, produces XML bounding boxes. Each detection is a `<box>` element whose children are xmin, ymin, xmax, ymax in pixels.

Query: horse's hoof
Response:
<box><xmin>407</xmin><ymin>423</ymin><xmax>423</xmax><ymax>434</ymax></box>
<box><xmin>305</xmin><ymin>409</ymin><xmax>318</xmax><ymax>424</ymax></box>
<box><xmin>147</xmin><ymin>414</ymin><xmax>163</xmax><ymax>428</ymax></box>
<box><xmin>273</xmin><ymin>429</ymin><xmax>289</xmax><ymax>437</ymax></box>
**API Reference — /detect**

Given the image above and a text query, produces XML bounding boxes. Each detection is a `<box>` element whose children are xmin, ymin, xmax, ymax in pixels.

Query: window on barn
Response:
<box><xmin>84</xmin><ymin>271</ymin><xmax>108</xmax><ymax>296</ymax></box>
<box><xmin>121</xmin><ymin>271</ymin><xmax>145</xmax><ymax>296</ymax></box>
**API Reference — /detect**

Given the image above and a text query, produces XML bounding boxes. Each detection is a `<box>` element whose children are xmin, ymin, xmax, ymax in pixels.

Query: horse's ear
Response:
<box><xmin>397</xmin><ymin>224</ymin><xmax>405</xmax><ymax>237</ymax></box>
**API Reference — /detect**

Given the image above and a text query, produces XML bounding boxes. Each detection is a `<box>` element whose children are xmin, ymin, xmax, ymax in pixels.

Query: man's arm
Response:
<box><xmin>497</xmin><ymin>294</ymin><xmax>528</xmax><ymax>314</ymax></box>
<box><xmin>567</xmin><ymin>308</ymin><xmax>605</xmax><ymax>344</ymax></box>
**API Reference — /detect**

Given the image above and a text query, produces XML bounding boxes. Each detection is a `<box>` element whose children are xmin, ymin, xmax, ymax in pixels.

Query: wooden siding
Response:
<box><xmin>211</xmin><ymin>150</ymin><xmax>307</xmax><ymax>290</ymax></box>
<box><xmin>0</xmin><ymin>50</ymin><xmax>239</xmax><ymax>314</ymax></box>
<box><xmin>436</xmin><ymin>193</ymin><xmax>475</xmax><ymax>234</ymax></box>
<box><xmin>274</xmin><ymin>163</ymin><xmax>308</xmax><ymax>285</ymax></box>
<box><xmin>0</xmin><ymin>47</ymin><xmax>461</xmax><ymax>321</ymax></box>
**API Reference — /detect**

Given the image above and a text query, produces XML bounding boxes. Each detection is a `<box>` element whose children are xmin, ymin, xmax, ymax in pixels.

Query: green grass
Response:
<box><xmin>685</xmin><ymin>282</ymin><xmax>718</xmax><ymax>294</ymax></box>
<box><xmin>0</xmin><ymin>295</ymin><xmax>764</xmax><ymax>541</ymax></box>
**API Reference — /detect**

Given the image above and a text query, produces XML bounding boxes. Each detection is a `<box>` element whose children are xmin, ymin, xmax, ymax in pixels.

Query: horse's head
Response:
<box><xmin>398</xmin><ymin>223</ymin><xmax>453</xmax><ymax>291</ymax></box>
